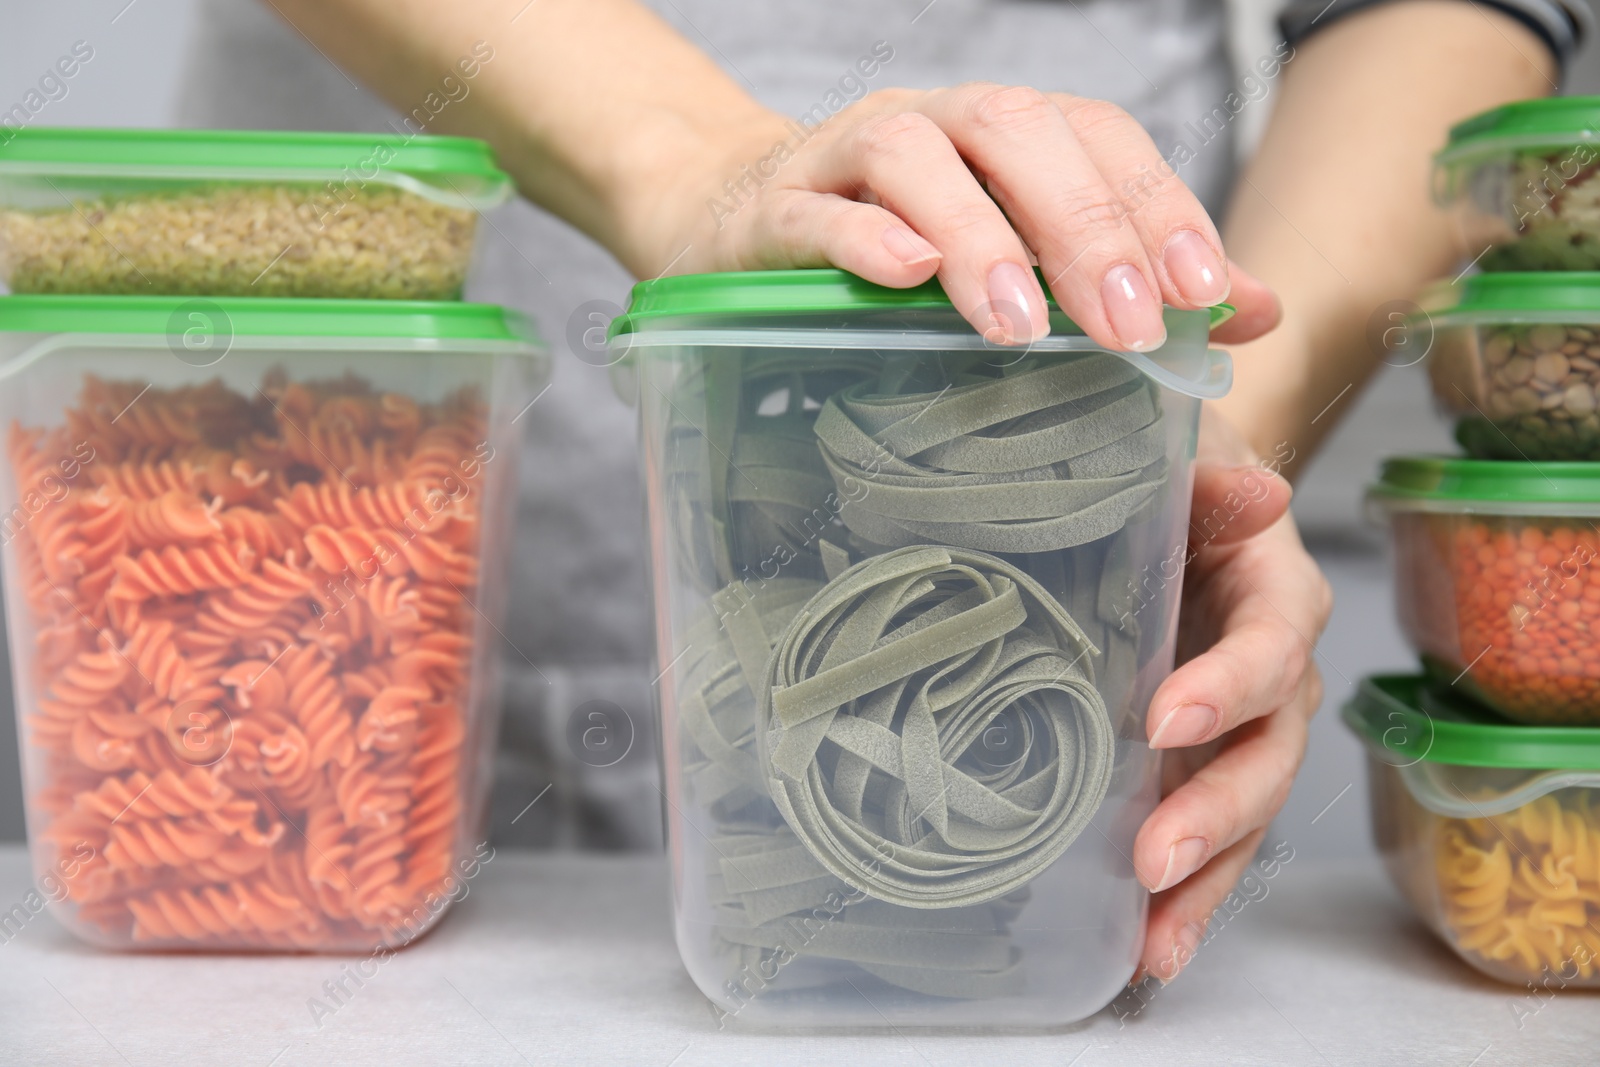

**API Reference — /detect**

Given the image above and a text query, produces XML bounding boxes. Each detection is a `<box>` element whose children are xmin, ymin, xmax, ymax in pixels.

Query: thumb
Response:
<box><xmin>1208</xmin><ymin>262</ymin><xmax>1281</xmax><ymax>345</ymax></box>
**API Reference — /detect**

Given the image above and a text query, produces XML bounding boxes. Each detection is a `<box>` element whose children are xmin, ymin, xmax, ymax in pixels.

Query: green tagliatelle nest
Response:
<box><xmin>757</xmin><ymin>546</ymin><xmax>1115</xmax><ymax>909</ymax></box>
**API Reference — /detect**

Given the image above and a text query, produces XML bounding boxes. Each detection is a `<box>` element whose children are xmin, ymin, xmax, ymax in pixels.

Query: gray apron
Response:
<box><xmin>175</xmin><ymin>0</ymin><xmax>1237</xmax><ymax>848</ymax></box>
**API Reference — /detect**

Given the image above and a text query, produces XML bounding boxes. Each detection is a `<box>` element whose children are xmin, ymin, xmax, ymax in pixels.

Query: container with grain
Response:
<box><xmin>1434</xmin><ymin>98</ymin><xmax>1600</xmax><ymax>272</ymax></box>
<box><xmin>1425</xmin><ymin>272</ymin><xmax>1600</xmax><ymax>460</ymax></box>
<box><xmin>1369</xmin><ymin>455</ymin><xmax>1600</xmax><ymax>725</ymax></box>
<box><xmin>0</xmin><ymin>129</ymin><xmax>511</xmax><ymax>300</ymax></box>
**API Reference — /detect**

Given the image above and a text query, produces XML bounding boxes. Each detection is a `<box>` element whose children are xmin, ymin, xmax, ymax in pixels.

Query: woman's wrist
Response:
<box><xmin>598</xmin><ymin>106</ymin><xmax>795</xmax><ymax>277</ymax></box>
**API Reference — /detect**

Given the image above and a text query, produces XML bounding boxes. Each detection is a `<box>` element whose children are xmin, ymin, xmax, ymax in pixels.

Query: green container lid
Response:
<box><xmin>1368</xmin><ymin>454</ymin><xmax>1600</xmax><ymax>514</ymax></box>
<box><xmin>610</xmin><ymin>268</ymin><xmax>1235</xmax><ymax>337</ymax></box>
<box><xmin>0</xmin><ymin>128</ymin><xmax>512</xmax><ymax>208</ymax></box>
<box><xmin>1437</xmin><ymin>97</ymin><xmax>1600</xmax><ymax>167</ymax></box>
<box><xmin>1343</xmin><ymin>675</ymin><xmax>1600</xmax><ymax>770</ymax></box>
<box><xmin>1429</xmin><ymin>271</ymin><xmax>1600</xmax><ymax>323</ymax></box>
<box><xmin>0</xmin><ymin>294</ymin><xmax>540</xmax><ymax>344</ymax></box>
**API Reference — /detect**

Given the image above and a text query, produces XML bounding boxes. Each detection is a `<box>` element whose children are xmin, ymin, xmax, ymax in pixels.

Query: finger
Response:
<box><xmin>1140</xmin><ymin>828</ymin><xmax>1267</xmax><ymax>982</ymax></box>
<box><xmin>733</xmin><ymin>188</ymin><xmax>944</xmax><ymax>285</ymax></box>
<box><xmin>1147</xmin><ymin>600</ymin><xmax>1313</xmax><ymax>749</ymax></box>
<box><xmin>1150</xmin><ymin>520</ymin><xmax>1330</xmax><ymax>748</ymax></box>
<box><xmin>1209</xmin><ymin>262</ymin><xmax>1282</xmax><ymax>345</ymax></box>
<box><xmin>1188</xmin><ymin>462</ymin><xmax>1291</xmax><ymax>548</ymax></box>
<box><xmin>807</xmin><ymin>108</ymin><xmax>1049</xmax><ymax>344</ymax></box>
<box><xmin>1134</xmin><ymin>670</ymin><xmax>1317</xmax><ymax>892</ymax></box>
<box><xmin>1044</xmin><ymin>93</ymin><xmax>1230</xmax><ymax>314</ymax></box>
<box><xmin>914</xmin><ymin>84</ymin><xmax>1166</xmax><ymax>353</ymax></box>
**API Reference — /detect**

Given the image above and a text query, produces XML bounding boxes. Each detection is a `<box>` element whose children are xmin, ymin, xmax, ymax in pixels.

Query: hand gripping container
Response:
<box><xmin>1425</xmin><ymin>273</ymin><xmax>1600</xmax><ymax>460</ymax></box>
<box><xmin>0</xmin><ymin>295</ymin><xmax>544</xmax><ymax>950</ymax></box>
<box><xmin>1346</xmin><ymin>674</ymin><xmax>1600</xmax><ymax>988</ymax></box>
<box><xmin>0</xmin><ymin>129</ymin><xmax>512</xmax><ymax>300</ymax></box>
<box><xmin>609</xmin><ymin>269</ymin><xmax>1233</xmax><ymax>1027</ymax></box>
<box><xmin>1434</xmin><ymin>98</ymin><xmax>1600</xmax><ymax>272</ymax></box>
<box><xmin>1369</xmin><ymin>455</ymin><xmax>1600</xmax><ymax>725</ymax></box>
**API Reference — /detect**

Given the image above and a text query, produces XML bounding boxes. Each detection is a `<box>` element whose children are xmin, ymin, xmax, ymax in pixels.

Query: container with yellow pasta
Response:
<box><xmin>1345</xmin><ymin>674</ymin><xmax>1600</xmax><ymax>987</ymax></box>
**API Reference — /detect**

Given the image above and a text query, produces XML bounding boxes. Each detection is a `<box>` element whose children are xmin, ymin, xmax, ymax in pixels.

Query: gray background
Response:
<box><xmin>0</xmin><ymin>0</ymin><xmax>1593</xmax><ymax>864</ymax></box>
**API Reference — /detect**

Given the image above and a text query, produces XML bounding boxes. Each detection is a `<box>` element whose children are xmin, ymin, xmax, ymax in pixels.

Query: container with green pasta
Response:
<box><xmin>610</xmin><ymin>269</ymin><xmax>1233</xmax><ymax>1028</ymax></box>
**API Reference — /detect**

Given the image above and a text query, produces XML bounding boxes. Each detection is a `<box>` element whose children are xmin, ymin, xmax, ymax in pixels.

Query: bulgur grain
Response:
<box><xmin>0</xmin><ymin>184</ymin><xmax>477</xmax><ymax>299</ymax></box>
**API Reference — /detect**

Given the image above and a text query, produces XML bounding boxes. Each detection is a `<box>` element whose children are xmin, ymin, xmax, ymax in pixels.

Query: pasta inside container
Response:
<box><xmin>612</xmin><ymin>269</ymin><xmax>1233</xmax><ymax>1028</ymax></box>
<box><xmin>1346</xmin><ymin>675</ymin><xmax>1600</xmax><ymax>987</ymax></box>
<box><xmin>0</xmin><ymin>295</ymin><xmax>544</xmax><ymax>951</ymax></box>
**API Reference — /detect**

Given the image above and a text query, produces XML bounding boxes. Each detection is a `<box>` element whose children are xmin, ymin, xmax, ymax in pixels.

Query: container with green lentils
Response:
<box><xmin>1426</xmin><ymin>273</ymin><xmax>1600</xmax><ymax>460</ymax></box>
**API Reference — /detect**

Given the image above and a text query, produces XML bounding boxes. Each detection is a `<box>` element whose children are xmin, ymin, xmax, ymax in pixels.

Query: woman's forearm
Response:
<box><xmin>262</xmin><ymin>0</ymin><xmax>776</xmax><ymax>275</ymax></box>
<box><xmin>1214</xmin><ymin>0</ymin><xmax>1555</xmax><ymax>474</ymax></box>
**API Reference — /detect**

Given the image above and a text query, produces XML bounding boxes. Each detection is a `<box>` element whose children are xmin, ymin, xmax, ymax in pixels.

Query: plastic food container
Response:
<box><xmin>0</xmin><ymin>295</ymin><xmax>543</xmax><ymax>950</ymax></box>
<box><xmin>1435</xmin><ymin>98</ymin><xmax>1600</xmax><ymax>271</ymax></box>
<box><xmin>1345</xmin><ymin>674</ymin><xmax>1600</xmax><ymax>987</ymax></box>
<box><xmin>1370</xmin><ymin>455</ymin><xmax>1600</xmax><ymax>725</ymax></box>
<box><xmin>0</xmin><ymin>129</ymin><xmax>512</xmax><ymax>300</ymax></box>
<box><xmin>611</xmin><ymin>269</ymin><xmax>1233</xmax><ymax>1027</ymax></box>
<box><xmin>1424</xmin><ymin>273</ymin><xmax>1600</xmax><ymax>460</ymax></box>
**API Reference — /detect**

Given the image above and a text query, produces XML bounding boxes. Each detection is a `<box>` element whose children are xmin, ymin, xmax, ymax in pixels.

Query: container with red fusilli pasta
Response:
<box><xmin>0</xmin><ymin>294</ymin><xmax>545</xmax><ymax>951</ymax></box>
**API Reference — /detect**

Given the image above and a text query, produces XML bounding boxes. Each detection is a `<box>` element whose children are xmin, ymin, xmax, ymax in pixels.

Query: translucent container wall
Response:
<box><xmin>623</xmin><ymin>303</ymin><xmax>1230</xmax><ymax>1027</ymax></box>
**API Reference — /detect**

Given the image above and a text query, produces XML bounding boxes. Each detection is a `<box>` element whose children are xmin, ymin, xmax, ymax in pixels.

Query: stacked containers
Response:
<box><xmin>1355</xmin><ymin>98</ymin><xmax>1600</xmax><ymax>986</ymax></box>
<box><xmin>0</xmin><ymin>131</ymin><xmax>547</xmax><ymax>950</ymax></box>
<box><xmin>612</xmin><ymin>269</ymin><xmax>1234</xmax><ymax>1026</ymax></box>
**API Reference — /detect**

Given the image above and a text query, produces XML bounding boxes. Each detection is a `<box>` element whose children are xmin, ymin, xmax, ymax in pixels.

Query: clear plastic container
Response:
<box><xmin>0</xmin><ymin>129</ymin><xmax>512</xmax><ymax>300</ymax></box>
<box><xmin>1434</xmin><ymin>98</ymin><xmax>1600</xmax><ymax>271</ymax></box>
<box><xmin>1369</xmin><ymin>455</ymin><xmax>1600</xmax><ymax>725</ymax></box>
<box><xmin>1346</xmin><ymin>674</ymin><xmax>1600</xmax><ymax>988</ymax></box>
<box><xmin>1423</xmin><ymin>273</ymin><xmax>1600</xmax><ymax>460</ymax></box>
<box><xmin>610</xmin><ymin>269</ymin><xmax>1234</xmax><ymax>1027</ymax></box>
<box><xmin>0</xmin><ymin>294</ymin><xmax>544</xmax><ymax>950</ymax></box>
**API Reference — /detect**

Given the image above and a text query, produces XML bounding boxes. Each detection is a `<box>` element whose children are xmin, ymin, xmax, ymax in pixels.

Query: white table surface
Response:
<box><xmin>0</xmin><ymin>845</ymin><xmax>1595</xmax><ymax>1067</ymax></box>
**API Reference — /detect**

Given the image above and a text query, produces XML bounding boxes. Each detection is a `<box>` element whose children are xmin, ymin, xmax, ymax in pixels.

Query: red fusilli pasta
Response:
<box><xmin>6</xmin><ymin>370</ymin><xmax>492</xmax><ymax>949</ymax></box>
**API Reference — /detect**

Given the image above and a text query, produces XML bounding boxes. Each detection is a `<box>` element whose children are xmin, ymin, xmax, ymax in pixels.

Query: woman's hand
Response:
<box><xmin>632</xmin><ymin>83</ymin><xmax>1281</xmax><ymax>352</ymax></box>
<box><xmin>1131</xmin><ymin>410</ymin><xmax>1332</xmax><ymax>981</ymax></box>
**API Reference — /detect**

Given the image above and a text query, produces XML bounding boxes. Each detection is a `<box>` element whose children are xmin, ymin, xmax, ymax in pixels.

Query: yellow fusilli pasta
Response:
<box><xmin>1436</xmin><ymin>792</ymin><xmax>1600</xmax><ymax>981</ymax></box>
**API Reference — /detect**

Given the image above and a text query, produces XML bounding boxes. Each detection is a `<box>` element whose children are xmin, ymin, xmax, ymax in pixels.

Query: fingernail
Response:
<box><xmin>986</xmin><ymin>261</ymin><xmax>1049</xmax><ymax>344</ymax></box>
<box><xmin>1153</xmin><ymin>837</ymin><xmax>1210</xmax><ymax>893</ymax></box>
<box><xmin>1157</xmin><ymin>921</ymin><xmax>1206</xmax><ymax>982</ymax></box>
<box><xmin>1101</xmin><ymin>264</ymin><xmax>1167</xmax><ymax>352</ymax></box>
<box><xmin>882</xmin><ymin>227</ymin><xmax>941</xmax><ymax>266</ymax></box>
<box><xmin>1149</xmin><ymin>702</ymin><xmax>1219</xmax><ymax>749</ymax></box>
<box><xmin>1163</xmin><ymin>230</ymin><xmax>1230</xmax><ymax>307</ymax></box>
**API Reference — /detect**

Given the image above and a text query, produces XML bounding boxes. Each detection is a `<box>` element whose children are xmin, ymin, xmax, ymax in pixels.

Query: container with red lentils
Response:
<box><xmin>1370</xmin><ymin>456</ymin><xmax>1600</xmax><ymax>725</ymax></box>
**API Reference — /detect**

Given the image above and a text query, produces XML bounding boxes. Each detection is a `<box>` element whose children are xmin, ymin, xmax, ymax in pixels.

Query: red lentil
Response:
<box><xmin>1404</xmin><ymin>515</ymin><xmax>1600</xmax><ymax>723</ymax></box>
